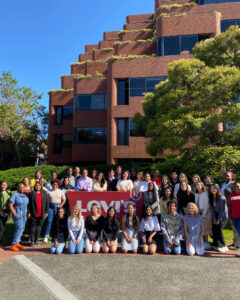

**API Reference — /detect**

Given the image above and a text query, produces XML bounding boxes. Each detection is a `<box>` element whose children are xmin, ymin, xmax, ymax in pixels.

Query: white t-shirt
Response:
<box><xmin>194</xmin><ymin>192</ymin><xmax>209</xmax><ymax>218</ymax></box>
<box><xmin>48</xmin><ymin>189</ymin><xmax>66</xmax><ymax>204</ymax></box>
<box><xmin>116</xmin><ymin>180</ymin><xmax>133</xmax><ymax>191</ymax></box>
<box><xmin>139</xmin><ymin>216</ymin><xmax>160</xmax><ymax>232</ymax></box>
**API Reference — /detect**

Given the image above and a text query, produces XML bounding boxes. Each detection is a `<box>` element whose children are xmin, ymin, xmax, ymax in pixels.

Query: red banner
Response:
<box><xmin>67</xmin><ymin>191</ymin><xmax>144</xmax><ymax>219</ymax></box>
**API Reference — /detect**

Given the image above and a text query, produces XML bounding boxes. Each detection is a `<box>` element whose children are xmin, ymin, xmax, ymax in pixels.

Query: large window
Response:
<box><xmin>55</xmin><ymin>106</ymin><xmax>73</xmax><ymax>125</ymax></box>
<box><xmin>118</xmin><ymin>79</ymin><xmax>129</xmax><ymax>105</ymax></box>
<box><xmin>157</xmin><ymin>35</ymin><xmax>198</xmax><ymax>56</ymax></box>
<box><xmin>199</xmin><ymin>0</ymin><xmax>240</xmax><ymax>5</ymax></box>
<box><xmin>117</xmin><ymin>119</ymin><xmax>129</xmax><ymax>145</ymax></box>
<box><xmin>221</xmin><ymin>19</ymin><xmax>240</xmax><ymax>32</ymax></box>
<box><xmin>74</xmin><ymin>94</ymin><xmax>107</xmax><ymax>111</ymax></box>
<box><xmin>129</xmin><ymin>77</ymin><xmax>167</xmax><ymax>97</ymax></box>
<box><xmin>54</xmin><ymin>134</ymin><xmax>73</xmax><ymax>153</ymax></box>
<box><xmin>74</xmin><ymin>127</ymin><xmax>107</xmax><ymax>144</ymax></box>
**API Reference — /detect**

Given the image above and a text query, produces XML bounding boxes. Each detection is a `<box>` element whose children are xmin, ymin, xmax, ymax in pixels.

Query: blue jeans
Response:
<box><xmin>44</xmin><ymin>203</ymin><xmax>60</xmax><ymax>238</ymax></box>
<box><xmin>12</xmin><ymin>214</ymin><xmax>26</xmax><ymax>245</ymax></box>
<box><xmin>163</xmin><ymin>239</ymin><xmax>181</xmax><ymax>255</ymax></box>
<box><xmin>68</xmin><ymin>231</ymin><xmax>84</xmax><ymax>254</ymax></box>
<box><xmin>232</xmin><ymin>218</ymin><xmax>240</xmax><ymax>236</ymax></box>
<box><xmin>51</xmin><ymin>233</ymin><xmax>65</xmax><ymax>254</ymax></box>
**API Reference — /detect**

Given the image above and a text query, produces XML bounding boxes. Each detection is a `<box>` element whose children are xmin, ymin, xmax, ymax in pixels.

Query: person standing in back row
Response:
<box><xmin>77</xmin><ymin>169</ymin><xmax>93</xmax><ymax>192</ymax></box>
<box><xmin>0</xmin><ymin>181</ymin><xmax>11</xmax><ymax>244</ymax></box>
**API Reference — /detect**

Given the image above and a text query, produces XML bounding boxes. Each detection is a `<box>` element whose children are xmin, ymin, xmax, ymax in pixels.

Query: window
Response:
<box><xmin>117</xmin><ymin>119</ymin><xmax>129</xmax><ymax>145</ymax></box>
<box><xmin>118</xmin><ymin>79</ymin><xmax>129</xmax><ymax>105</ymax></box>
<box><xmin>74</xmin><ymin>127</ymin><xmax>107</xmax><ymax>144</ymax></box>
<box><xmin>157</xmin><ymin>35</ymin><xmax>198</xmax><ymax>56</ymax></box>
<box><xmin>199</xmin><ymin>0</ymin><xmax>240</xmax><ymax>5</ymax></box>
<box><xmin>54</xmin><ymin>134</ymin><xmax>73</xmax><ymax>153</ymax></box>
<box><xmin>221</xmin><ymin>19</ymin><xmax>240</xmax><ymax>32</ymax></box>
<box><xmin>129</xmin><ymin>77</ymin><xmax>167</xmax><ymax>97</ymax></box>
<box><xmin>74</xmin><ymin>94</ymin><xmax>107</xmax><ymax>111</ymax></box>
<box><xmin>55</xmin><ymin>106</ymin><xmax>73</xmax><ymax>125</ymax></box>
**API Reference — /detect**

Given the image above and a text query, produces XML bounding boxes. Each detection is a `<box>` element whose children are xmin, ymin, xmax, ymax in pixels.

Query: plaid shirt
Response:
<box><xmin>161</xmin><ymin>212</ymin><xmax>183</xmax><ymax>244</ymax></box>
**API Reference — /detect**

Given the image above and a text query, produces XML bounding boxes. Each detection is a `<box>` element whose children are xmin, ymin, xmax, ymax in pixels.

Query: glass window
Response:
<box><xmin>129</xmin><ymin>77</ymin><xmax>167</xmax><ymax>97</ymax></box>
<box><xmin>74</xmin><ymin>94</ymin><xmax>107</xmax><ymax>111</ymax></box>
<box><xmin>181</xmin><ymin>35</ymin><xmax>198</xmax><ymax>54</ymax></box>
<box><xmin>129</xmin><ymin>118</ymin><xmax>135</xmax><ymax>137</ymax></box>
<box><xmin>164</xmin><ymin>36</ymin><xmax>180</xmax><ymax>56</ymax></box>
<box><xmin>63</xmin><ymin>106</ymin><xmax>73</xmax><ymax>119</ymax></box>
<box><xmin>200</xmin><ymin>0</ymin><xmax>240</xmax><ymax>4</ymax></box>
<box><xmin>55</xmin><ymin>106</ymin><xmax>63</xmax><ymax>125</ymax></box>
<box><xmin>117</xmin><ymin>119</ymin><xmax>129</xmax><ymax>145</ymax></box>
<box><xmin>118</xmin><ymin>80</ymin><xmax>129</xmax><ymax>105</ymax></box>
<box><xmin>54</xmin><ymin>134</ymin><xmax>62</xmax><ymax>153</ymax></box>
<box><xmin>146</xmin><ymin>77</ymin><xmax>167</xmax><ymax>93</ymax></box>
<box><xmin>62</xmin><ymin>134</ymin><xmax>72</xmax><ymax>148</ymax></box>
<box><xmin>221</xmin><ymin>19</ymin><xmax>240</xmax><ymax>32</ymax></box>
<box><xmin>74</xmin><ymin>127</ymin><xmax>107</xmax><ymax>144</ymax></box>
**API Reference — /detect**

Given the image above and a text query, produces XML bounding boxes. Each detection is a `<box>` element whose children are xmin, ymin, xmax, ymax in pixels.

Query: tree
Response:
<box><xmin>133</xmin><ymin>26</ymin><xmax>240</xmax><ymax>179</ymax></box>
<box><xmin>0</xmin><ymin>71</ymin><xmax>47</xmax><ymax>167</ymax></box>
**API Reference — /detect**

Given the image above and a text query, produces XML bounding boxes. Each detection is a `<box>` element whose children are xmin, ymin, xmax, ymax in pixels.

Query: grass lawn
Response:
<box><xmin>1</xmin><ymin>218</ymin><xmax>234</xmax><ymax>247</ymax></box>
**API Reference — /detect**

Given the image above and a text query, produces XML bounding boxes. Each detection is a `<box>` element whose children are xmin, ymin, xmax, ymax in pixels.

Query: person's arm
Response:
<box><xmin>174</xmin><ymin>184</ymin><xmax>178</xmax><ymax>198</ymax></box>
<box><xmin>9</xmin><ymin>194</ymin><xmax>17</xmax><ymax>217</ymax></box>
<box><xmin>95</xmin><ymin>216</ymin><xmax>104</xmax><ymax>241</ymax></box>
<box><xmin>94</xmin><ymin>182</ymin><xmax>104</xmax><ymax>192</ymax></box>
<box><xmin>112</xmin><ymin>219</ymin><xmax>120</xmax><ymax>241</ymax></box>
<box><xmin>160</xmin><ymin>217</ymin><xmax>171</xmax><ymax>243</ymax></box>
<box><xmin>77</xmin><ymin>217</ymin><xmax>84</xmax><ymax>241</ymax></box>
<box><xmin>183</xmin><ymin>220</ymin><xmax>192</xmax><ymax>245</ymax></box>
<box><xmin>128</xmin><ymin>181</ymin><xmax>133</xmax><ymax>193</ymax></box>
<box><xmin>122</xmin><ymin>216</ymin><xmax>129</xmax><ymax>241</ymax></box>
<box><xmin>175</xmin><ymin>218</ymin><xmax>184</xmax><ymax>245</ymax></box>
<box><xmin>217</xmin><ymin>197</ymin><xmax>227</xmax><ymax>222</ymax></box>
<box><xmin>59</xmin><ymin>190</ymin><xmax>66</xmax><ymax>208</ymax></box>
<box><xmin>67</xmin><ymin>217</ymin><xmax>75</xmax><ymax>241</ymax></box>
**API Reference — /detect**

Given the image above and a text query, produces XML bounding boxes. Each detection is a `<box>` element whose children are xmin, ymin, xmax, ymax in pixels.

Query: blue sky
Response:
<box><xmin>0</xmin><ymin>0</ymin><xmax>154</xmax><ymax>109</ymax></box>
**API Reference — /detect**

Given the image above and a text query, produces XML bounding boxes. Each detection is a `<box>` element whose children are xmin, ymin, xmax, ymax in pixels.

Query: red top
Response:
<box><xmin>151</xmin><ymin>177</ymin><xmax>161</xmax><ymax>186</ymax></box>
<box><xmin>36</xmin><ymin>193</ymin><xmax>42</xmax><ymax>217</ymax></box>
<box><xmin>228</xmin><ymin>192</ymin><xmax>240</xmax><ymax>218</ymax></box>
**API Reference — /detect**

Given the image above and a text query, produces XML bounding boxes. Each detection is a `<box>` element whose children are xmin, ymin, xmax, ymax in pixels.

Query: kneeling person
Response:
<box><xmin>51</xmin><ymin>207</ymin><xmax>68</xmax><ymax>254</ymax></box>
<box><xmin>161</xmin><ymin>200</ymin><xmax>183</xmax><ymax>255</ymax></box>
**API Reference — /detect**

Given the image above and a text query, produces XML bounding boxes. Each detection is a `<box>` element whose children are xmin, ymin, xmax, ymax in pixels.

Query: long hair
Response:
<box><xmin>195</xmin><ymin>181</ymin><xmax>206</xmax><ymax>193</ymax></box>
<box><xmin>34</xmin><ymin>182</ymin><xmax>42</xmax><ymax>193</ymax></box>
<box><xmin>177</xmin><ymin>182</ymin><xmax>191</xmax><ymax>197</ymax></box>
<box><xmin>186</xmin><ymin>202</ymin><xmax>200</xmax><ymax>218</ymax></box>
<box><xmin>97</xmin><ymin>172</ymin><xmax>106</xmax><ymax>188</ymax></box>
<box><xmin>107</xmin><ymin>206</ymin><xmax>119</xmax><ymax>227</ymax></box>
<box><xmin>90</xmin><ymin>203</ymin><xmax>102</xmax><ymax>216</ymax></box>
<box><xmin>126</xmin><ymin>203</ymin><xmax>137</xmax><ymax>228</ymax></box>
<box><xmin>208</xmin><ymin>184</ymin><xmax>222</xmax><ymax>206</ymax></box>
<box><xmin>179</xmin><ymin>172</ymin><xmax>189</xmax><ymax>184</ymax></box>
<box><xmin>148</xmin><ymin>182</ymin><xmax>158</xmax><ymax>199</ymax></box>
<box><xmin>71</xmin><ymin>204</ymin><xmax>82</xmax><ymax>224</ymax></box>
<box><xmin>163</xmin><ymin>187</ymin><xmax>174</xmax><ymax>201</ymax></box>
<box><xmin>144</xmin><ymin>205</ymin><xmax>153</xmax><ymax>220</ymax></box>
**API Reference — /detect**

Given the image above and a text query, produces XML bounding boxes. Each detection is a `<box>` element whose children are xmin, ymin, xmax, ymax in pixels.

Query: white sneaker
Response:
<box><xmin>43</xmin><ymin>237</ymin><xmax>48</xmax><ymax>243</ymax></box>
<box><xmin>217</xmin><ymin>247</ymin><xmax>226</xmax><ymax>253</ymax></box>
<box><xmin>224</xmin><ymin>246</ymin><xmax>229</xmax><ymax>252</ymax></box>
<box><xmin>204</xmin><ymin>242</ymin><xmax>211</xmax><ymax>250</ymax></box>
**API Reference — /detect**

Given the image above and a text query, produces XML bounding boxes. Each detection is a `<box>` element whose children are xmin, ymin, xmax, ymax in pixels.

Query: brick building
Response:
<box><xmin>48</xmin><ymin>0</ymin><xmax>240</xmax><ymax>165</ymax></box>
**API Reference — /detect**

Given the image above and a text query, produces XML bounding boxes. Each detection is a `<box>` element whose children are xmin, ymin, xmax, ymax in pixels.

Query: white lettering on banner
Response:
<box><xmin>76</xmin><ymin>199</ymin><xmax>137</xmax><ymax>214</ymax></box>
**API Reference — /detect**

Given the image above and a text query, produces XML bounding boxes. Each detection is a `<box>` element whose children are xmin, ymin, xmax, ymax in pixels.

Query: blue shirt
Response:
<box><xmin>10</xmin><ymin>192</ymin><xmax>29</xmax><ymax>217</ymax></box>
<box><xmin>183</xmin><ymin>215</ymin><xmax>203</xmax><ymax>239</ymax></box>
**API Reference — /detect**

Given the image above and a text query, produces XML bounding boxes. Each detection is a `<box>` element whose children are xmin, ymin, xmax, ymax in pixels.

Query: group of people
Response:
<box><xmin>0</xmin><ymin>166</ymin><xmax>240</xmax><ymax>257</ymax></box>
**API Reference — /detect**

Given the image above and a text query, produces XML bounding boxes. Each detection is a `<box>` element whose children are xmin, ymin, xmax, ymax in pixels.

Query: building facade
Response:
<box><xmin>48</xmin><ymin>0</ymin><xmax>240</xmax><ymax>165</ymax></box>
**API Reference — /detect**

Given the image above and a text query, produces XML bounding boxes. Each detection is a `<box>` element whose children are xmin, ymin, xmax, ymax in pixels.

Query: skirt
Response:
<box><xmin>122</xmin><ymin>228</ymin><xmax>138</xmax><ymax>251</ymax></box>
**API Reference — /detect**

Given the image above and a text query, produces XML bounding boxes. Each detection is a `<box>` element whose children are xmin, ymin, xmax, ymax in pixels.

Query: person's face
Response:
<box><xmin>83</xmin><ymin>170</ymin><xmax>88</xmax><ymax>178</ymax></box>
<box><xmin>23</xmin><ymin>178</ymin><xmax>30</xmax><ymax>185</ymax></box>
<box><xmin>196</xmin><ymin>182</ymin><xmax>202</xmax><ymax>192</ymax></box>
<box><xmin>74</xmin><ymin>207</ymin><xmax>80</xmax><ymax>216</ymax></box>
<box><xmin>181</xmin><ymin>182</ymin><xmax>187</xmax><ymax>191</ymax></box>
<box><xmin>154</xmin><ymin>170</ymin><xmax>160</xmax><ymax>177</ymax></box>
<box><xmin>36</xmin><ymin>171</ymin><xmax>41</xmax><ymax>179</ymax></box>
<box><xmin>204</xmin><ymin>176</ymin><xmax>211</xmax><ymax>185</ymax></box>
<box><xmin>92</xmin><ymin>170</ymin><xmax>97</xmax><ymax>178</ymax></box>
<box><xmin>91</xmin><ymin>205</ymin><xmax>98</xmax><ymax>215</ymax></box>
<box><xmin>131</xmin><ymin>169</ymin><xmax>136</xmax><ymax>176</ymax></box>
<box><xmin>19</xmin><ymin>184</ymin><xmax>25</xmax><ymax>194</ymax></box>
<box><xmin>145</xmin><ymin>174</ymin><xmax>151</xmax><ymax>182</ymax></box>
<box><xmin>123</xmin><ymin>172</ymin><xmax>128</xmax><ymax>180</ymax></box>
<box><xmin>165</xmin><ymin>188</ymin><xmax>171</xmax><ymax>198</ymax></box>
<box><xmin>108</xmin><ymin>208</ymin><xmax>115</xmax><ymax>218</ymax></box>
<box><xmin>210</xmin><ymin>186</ymin><xmax>218</xmax><ymax>196</ymax></box>
<box><xmin>127</xmin><ymin>205</ymin><xmax>135</xmax><ymax>215</ymax></box>
<box><xmin>192</xmin><ymin>175</ymin><xmax>198</xmax><ymax>183</ymax></box>
<box><xmin>162</xmin><ymin>177</ymin><xmax>168</xmax><ymax>185</ymax></box>
<box><xmin>58</xmin><ymin>208</ymin><xmax>64</xmax><ymax>218</ymax></box>
<box><xmin>64</xmin><ymin>178</ymin><xmax>69</xmax><ymax>186</ymax></box>
<box><xmin>1</xmin><ymin>182</ymin><xmax>7</xmax><ymax>191</ymax></box>
<box><xmin>171</xmin><ymin>172</ymin><xmax>178</xmax><ymax>180</ymax></box>
<box><xmin>117</xmin><ymin>167</ymin><xmax>122</xmax><ymax>174</ymax></box>
<box><xmin>225</xmin><ymin>173</ymin><xmax>232</xmax><ymax>183</ymax></box>
<box><xmin>137</xmin><ymin>173</ymin><xmax>142</xmax><ymax>180</ymax></box>
<box><xmin>35</xmin><ymin>184</ymin><xmax>41</xmax><ymax>192</ymax></box>
<box><xmin>109</xmin><ymin>170</ymin><xmax>114</xmax><ymax>178</ymax></box>
<box><xmin>168</xmin><ymin>203</ymin><xmax>176</xmax><ymax>215</ymax></box>
<box><xmin>234</xmin><ymin>183</ymin><xmax>240</xmax><ymax>194</ymax></box>
<box><xmin>52</xmin><ymin>182</ymin><xmax>58</xmax><ymax>190</ymax></box>
<box><xmin>98</xmin><ymin>173</ymin><xmax>103</xmax><ymax>181</ymax></box>
<box><xmin>52</xmin><ymin>173</ymin><xmax>57</xmax><ymax>180</ymax></box>
<box><xmin>67</xmin><ymin>168</ymin><xmax>73</xmax><ymax>176</ymax></box>
<box><xmin>146</xmin><ymin>207</ymin><xmax>152</xmax><ymax>216</ymax></box>
<box><xmin>75</xmin><ymin>167</ymin><xmax>80</xmax><ymax>175</ymax></box>
<box><xmin>148</xmin><ymin>183</ymin><xmax>154</xmax><ymax>191</ymax></box>
<box><xmin>179</xmin><ymin>174</ymin><xmax>186</xmax><ymax>182</ymax></box>
<box><xmin>188</xmin><ymin>205</ymin><xmax>195</xmax><ymax>216</ymax></box>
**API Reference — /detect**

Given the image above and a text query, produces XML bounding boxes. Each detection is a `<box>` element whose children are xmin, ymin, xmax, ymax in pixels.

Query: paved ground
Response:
<box><xmin>0</xmin><ymin>250</ymin><xmax>240</xmax><ymax>300</ymax></box>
